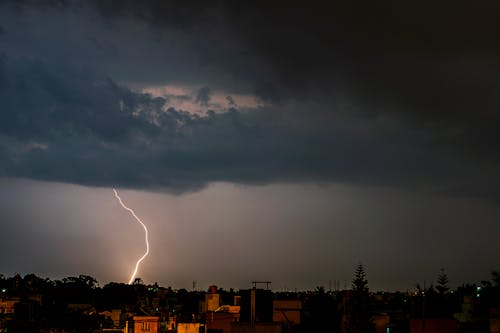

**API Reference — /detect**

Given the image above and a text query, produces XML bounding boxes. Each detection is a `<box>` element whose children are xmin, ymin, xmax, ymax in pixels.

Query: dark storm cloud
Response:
<box><xmin>64</xmin><ymin>0</ymin><xmax>500</xmax><ymax>115</ymax></box>
<box><xmin>226</xmin><ymin>96</ymin><xmax>235</xmax><ymax>106</ymax></box>
<box><xmin>212</xmin><ymin>1</ymin><xmax>500</xmax><ymax>156</ymax></box>
<box><xmin>0</xmin><ymin>1</ymin><xmax>500</xmax><ymax>197</ymax></box>
<box><xmin>195</xmin><ymin>86</ymin><xmax>211</xmax><ymax>106</ymax></box>
<box><xmin>1</xmin><ymin>55</ymin><xmax>496</xmax><ymax>197</ymax></box>
<box><xmin>65</xmin><ymin>1</ymin><xmax>500</xmax><ymax>141</ymax></box>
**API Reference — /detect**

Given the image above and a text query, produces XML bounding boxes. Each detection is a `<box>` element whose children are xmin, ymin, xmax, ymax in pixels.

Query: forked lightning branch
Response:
<box><xmin>113</xmin><ymin>189</ymin><xmax>150</xmax><ymax>284</ymax></box>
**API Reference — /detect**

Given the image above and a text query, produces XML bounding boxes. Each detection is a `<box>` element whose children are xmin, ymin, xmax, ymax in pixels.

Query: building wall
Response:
<box><xmin>491</xmin><ymin>308</ymin><xmax>500</xmax><ymax>333</ymax></box>
<box><xmin>491</xmin><ymin>319</ymin><xmax>500</xmax><ymax>333</ymax></box>
<box><xmin>206</xmin><ymin>312</ymin><xmax>238</xmax><ymax>333</ymax></box>
<box><xmin>0</xmin><ymin>300</ymin><xmax>17</xmax><ymax>315</ymax></box>
<box><xmin>232</xmin><ymin>322</ymin><xmax>282</xmax><ymax>333</ymax></box>
<box><xmin>111</xmin><ymin>309</ymin><xmax>121</xmax><ymax>327</ymax></box>
<box><xmin>410</xmin><ymin>319</ymin><xmax>458</xmax><ymax>333</ymax></box>
<box><xmin>177</xmin><ymin>322</ymin><xmax>202</xmax><ymax>333</ymax></box>
<box><xmin>133</xmin><ymin>316</ymin><xmax>159</xmax><ymax>333</ymax></box>
<box><xmin>206</xmin><ymin>294</ymin><xmax>221</xmax><ymax>312</ymax></box>
<box><xmin>272</xmin><ymin>300</ymin><xmax>301</xmax><ymax>325</ymax></box>
<box><xmin>372</xmin><ymin>314</ymin><xmax>390</xmax><ymax>333</ymax></box>
<box><xmin>240</xmin><ymin>289</ymin><xmax>273</xmax><ymax>323</ymax></box>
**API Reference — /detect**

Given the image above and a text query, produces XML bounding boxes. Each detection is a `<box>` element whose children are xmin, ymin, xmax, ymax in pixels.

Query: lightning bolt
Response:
<box><xmin>113</xmin><ymin>188</ymin><xmax>150</xmax><ymax>284</ymax></box>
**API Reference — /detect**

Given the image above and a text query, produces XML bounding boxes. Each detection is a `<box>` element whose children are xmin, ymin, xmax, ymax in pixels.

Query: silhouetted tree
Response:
<box><xmin>345</xmin><ymin>264</ymin><xmax>375</xmax><ymax>333</ymax></box>
<box><xmin>77</xmin><ymin>275</ymin><xmax>98</xmax><ymax>289</ymax></box>
<box><xmin>480</xmin><ymin>270</ymin><xmax>500</xmax><ymax>309</ymax></box>
<box><xmin>98</xmin><ymin>282</ymin><xmax>137</xmax><ymax>308</ymax></box>
<box><xmin>49</xmin><ymin>274</ymin><xmax>100</xmax><ymax>306</ymax></box>
<box><xmin>23</xmin><ymin>274</ymin><xmax>52</xmax><ymax>294</ymax></box>
<box><xmin>434</xmin><ymin>269</ymin><xmax>455</xmax><ymax>317</ymax></box>
<box><xmin>133</xmin><ymin>277</ymin><xmax>144</xmax><ymax>285</ymax></box>
<box><xmin>352</xmin><ymin>264</ymin><xmax>368</xmax><ymax>293</ymax></box>
<box><xmin>436</xmin><ymin>268</ymin><xmax>449</xmax><ymax>295</ymax></box>
<box><xmin>493</xmin><ymin>271</ymin><xmax>500</xmax><ymax>285</ymax></box>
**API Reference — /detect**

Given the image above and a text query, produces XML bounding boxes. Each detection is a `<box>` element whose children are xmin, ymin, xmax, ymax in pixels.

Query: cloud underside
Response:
<box><xmin>0</xmin><ymin>1</ymin><xmax>500</xmax><ymax>197</ymax></box>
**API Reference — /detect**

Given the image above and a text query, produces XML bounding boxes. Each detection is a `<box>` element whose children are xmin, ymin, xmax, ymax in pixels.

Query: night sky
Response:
<box><xmin>1</xmin><ymin>1</ymin><xmax>500</xmax><ymax>291</ymax></box>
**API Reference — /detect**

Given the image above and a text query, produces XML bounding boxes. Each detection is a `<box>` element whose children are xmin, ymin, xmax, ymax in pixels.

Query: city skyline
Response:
<box><xmin>1</xmin><ymin>1</ymin><xmax>500</xmax><ymax>291</ymax></box>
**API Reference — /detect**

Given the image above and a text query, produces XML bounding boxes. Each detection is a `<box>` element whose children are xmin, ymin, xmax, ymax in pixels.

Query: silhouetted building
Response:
<box><xmin>0</xmin><ymin>298</ymin><xmax>17</xmax><ymax>316</ymax></box>
<box><xmin>205</xmin><ymin>293</ymin><xmax>221</xmax><ymax>312</ymax></box>
<box><xmin>272</xmin><ymin>299</ymin><xmax>301</xmax><ymax>326</ymax></box>
<box><xmin>177</xmin><ymin>322</ymin><xmax>203</xmax><ymax>333</ymax></box>
<box><xmin>133</xmin><ymin>316</ymin><xmax>160</xmax><ymax>333</ymax></box>
<box><xmin>240</xmin><ymin>289</ymin><xmax>273</xmax><ymax>323</ymax></box>
<box><xmin>372</xmin><ymin>313</ymin><xmax>390</xmax><ymax>333</ymax></box>
<box><xmin>232</xmin><ymin>322</ymin><xmax>282</xmax><ymax>333</ymax></box>
<box><xmin>491</xmin><ymin>308</ymin><xmax>500</xmax><ymax>333</ymax></box>
<box><xmin>410</xmin><ymin>318</ymin><xmax>458</xmax><ymax>333</ymax></box>
<box><xmin>207</xmin><ymin>312</ymin><xmax>236</xmax><ymax>333</ymax></box>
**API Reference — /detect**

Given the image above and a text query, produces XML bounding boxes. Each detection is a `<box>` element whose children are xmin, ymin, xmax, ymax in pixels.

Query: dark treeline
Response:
<box><xmin>1</xmin><ymin>268</ymin><xmax>500</xmax><ymax>333</ymax></box>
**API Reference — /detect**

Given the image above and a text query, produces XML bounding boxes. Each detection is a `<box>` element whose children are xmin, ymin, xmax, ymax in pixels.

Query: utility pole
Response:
<box><xmin>250</xmin><ymin>288</ymin><xmax>256</xmax><ymax>333</ymax></box>
<box><xmin>422</xmin><ymin>281</ymin><xmax>426</xmax><ymax>333</ymax></box>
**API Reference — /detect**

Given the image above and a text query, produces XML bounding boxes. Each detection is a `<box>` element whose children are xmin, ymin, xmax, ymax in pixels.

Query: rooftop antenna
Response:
<box><xmin>251</xmin><ymin>281</ymin><xmax>272</xmax><ymax>290</ymax></box>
